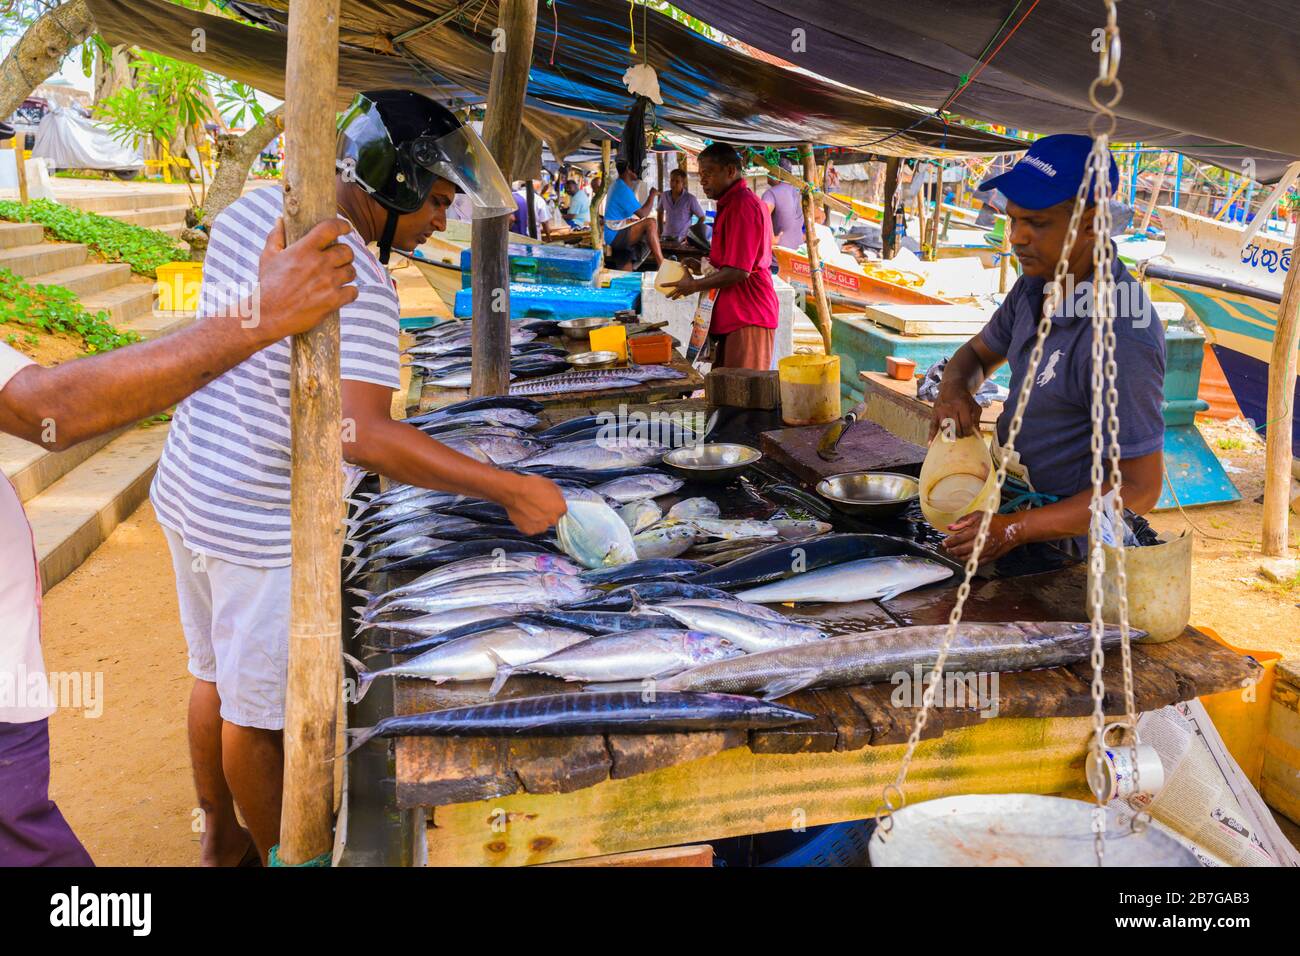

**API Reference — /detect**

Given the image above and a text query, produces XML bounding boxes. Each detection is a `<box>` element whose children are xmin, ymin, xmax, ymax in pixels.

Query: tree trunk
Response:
<box><xmin>93</xmin><ymin>43</ymin><xmax>133</xmax><ymax>107</ymax></box>
<box><xmin>0</xmin><ymin>0</ymin><xmax>95</xmax><ymax>122</ymax></box>
<box><xmin>182</xmin><ymin>106</ymin><xmax>284</xmax><ymax>259</ymax></box>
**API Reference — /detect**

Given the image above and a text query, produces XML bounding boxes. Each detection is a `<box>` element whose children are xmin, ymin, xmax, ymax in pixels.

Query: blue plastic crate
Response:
<box><xmin>454</xmin><ymin>282</ymin><xmax>640</xmax><ymax>321</ymax></box>
<box><xmin>459</xmin><ymin>243</ymin><xmax>602</xmax><ymax>286</ymax></box>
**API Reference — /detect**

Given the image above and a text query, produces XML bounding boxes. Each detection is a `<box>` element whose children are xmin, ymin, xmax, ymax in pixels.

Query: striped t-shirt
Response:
<box><xmin>151</xmin><ymin>187</ymin><xmax>400</xmax><ymax>567</ymax></box>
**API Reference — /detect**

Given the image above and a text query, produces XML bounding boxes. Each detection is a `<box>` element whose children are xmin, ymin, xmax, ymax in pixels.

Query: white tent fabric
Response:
<box><xmin>31</xmin><ymin>106</ymin><xmax>143</xmax><ymax>171</ymax></box>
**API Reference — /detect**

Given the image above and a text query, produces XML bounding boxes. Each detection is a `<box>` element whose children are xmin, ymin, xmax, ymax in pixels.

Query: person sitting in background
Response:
<box><xmin>603</xmin><ymin>160</ymin><xmax>664</xmax><ymax>269</ymax></box>
<box><xmin>511</xmin><ymin>180</ymin><xmax>552</xmax><ymax>239</ymax></box>
<box><xmin>564</xmin><ymin>179</ymin><xmax>591</xmax><ymax>228</ymax></box>
<box><xmin>761</xmin><ymin>159</ymin><xmax>805</xmax><ymax>248</ymax></box>
<box><xmin>662</xmin><ymin>168</ymin><xmax>706</xmax><ymax>243</ymax></box>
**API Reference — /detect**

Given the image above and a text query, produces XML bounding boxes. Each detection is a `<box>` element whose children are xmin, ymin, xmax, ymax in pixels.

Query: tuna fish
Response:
<box><xmin>499</xmin><ymin>630</ymin><xmax>744</xmax><ymax>685</ymax></box>
<box><xmin>734</xmin><ymin>555</ymin><xmax>953</xmax><ymax>604</ymax></box>
<box><xmin>556</xmin><ymin>498</ymin><xmax>638</xmax><ymax>568</ymax></box>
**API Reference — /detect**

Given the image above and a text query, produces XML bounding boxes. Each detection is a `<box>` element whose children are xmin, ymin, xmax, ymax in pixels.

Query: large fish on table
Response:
<box><xmin>354</xmin><ymin>603</ymin><xmax>548</xmax><ymax>646</ymax></box>
<box><xmin>355</xmin><ymin>553</ymin><xmax>581</xmax><ymax>621</ymax></box>
<box><xmin>340</xmin><ymin>691</ymin><xmax>815</xmax><ymax>754</ymax></box>
<box><xmin>695</xmin><ymin>534</ymin><xmax>961</xmax><ymax>591</ymax></box>
<box><xmin>577</xmin><ymin>557</ymin><xmax>710</xmax><ymax>587</ymax></box>
<box><xmin>734</xmin><ymin>556</ymin><xmax>953</xmax><ymax>604</ymax></box>
<box><xmin>358</xmin><ymin>571</ymin><xmax>593</xmax><ymax>617</ymax></box>
<box><xmin>613</xmin><ymin>622</ymin><xmax>1134</xmax><ymax>700</ymax></box>
<box><xmin>593</xmin><ymin>471</ymin><xmax>683</xmax><ymax>503</ymax></box>
<box><xmin>376</xmin><ymin>538</ymin><xmax>559</xmax><ymax>575</ymax></box>
<box><xmin>556</xmin><ymin>498</ymin><xmax>638</xmax><ymax>569</ymax></box>
<box><xmin>522</xmin><ymin>439</ymin><xmax>665</xmax><ymax>469</ymax></box>
<box><xmin>497</xmin><ymin>630</ymin><xmax>743</xmax><ymax>686</ymax></box>
<box><xmin>652</xmin><ymin>601</ymin><xmax>827</xmax><ymax>652</ymax></box>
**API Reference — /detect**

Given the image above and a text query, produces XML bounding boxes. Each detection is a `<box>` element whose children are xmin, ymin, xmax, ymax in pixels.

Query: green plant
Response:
<box><xmin>0</xmin><ymin>199</ymin><xmax>187</xmax><ymax>277</ymax></box>
<box><xmin>0</xmin><ymin>268</ymin><xmax>140</xmax><ymax>354</ymax></box>
<box><xmin>1217</xmin><ymin>436</ymin><xmax>1245</xmax><ymax>451</ymax></box>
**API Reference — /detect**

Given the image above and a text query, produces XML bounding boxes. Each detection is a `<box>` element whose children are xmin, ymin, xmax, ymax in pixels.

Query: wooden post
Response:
<box><xmin>798</xmin><ymin>142</ymin><xmax>833</xmax><ymax>353</ymax></box>
<box><xmin>525</xmin><ymin>177</ymin><xmax>537</xmax><ymax>238</ymax></box>
<box><xmin>471</xmin><ymin>0</ymin><xmax>537</xmax><ymax>397</ymax></box>
<box><xmin>591</xmin><ymin>137</ymin><xmax>611</xmax><ymax>251</ymax></box>
<box><xmin>1262</xmin><ymin>231</ymin><xmax>1300</xmax><ymax>556</ymax></box>
<box><xmin>6</xmin><ymin>136</ymin><xmax>28</xmax><ymax>204</ymax></box>
<box><xmin>279</xmin><ymin>0</ymin><xmax>342</xmax><ymax>866</ymax></box>
<box><xmin>1138</xmin><ymin>158</ymin><xmax>1168</xmax><ymax>234</ymax></box>
<box><xmin>657</xmin><ymin>151</ymin><xmax>665</xmax><ymax>232</ymax></box>
<box><xmin>998</xmin><ymin>214</ymin><xmax>1012</xmax><ymax>293</ymax></box>
<box><xmin>881</xmin><ymin>156</ymin><xmax>900</xmax><ymax>259</ymax></box>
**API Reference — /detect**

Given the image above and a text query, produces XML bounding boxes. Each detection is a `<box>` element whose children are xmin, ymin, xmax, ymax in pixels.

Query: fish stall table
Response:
<box><xmin>337</xmin><ymin>401</ymin><xmax>1259</xmax><ymax>866</ymax></box>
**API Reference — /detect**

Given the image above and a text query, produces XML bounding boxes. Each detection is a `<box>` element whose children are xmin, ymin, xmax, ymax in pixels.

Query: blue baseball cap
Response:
<box><xmin>978</xmin><ymin>134</ymin><xmax>1119</xmax><ymax>211</ymax></box>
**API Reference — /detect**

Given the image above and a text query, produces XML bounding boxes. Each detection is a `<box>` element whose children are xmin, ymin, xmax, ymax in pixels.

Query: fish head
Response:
<box><xmin>683</xmin><ymin>633</ymin><xmax>744</xmax><ymax>663</ymax></box>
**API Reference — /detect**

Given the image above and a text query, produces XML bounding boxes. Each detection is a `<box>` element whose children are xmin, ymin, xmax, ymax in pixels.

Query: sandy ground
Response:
<box><xmin>42</xmin><ymin>502</ymin><xmax>198</xmax><ymax>867</ymax></box>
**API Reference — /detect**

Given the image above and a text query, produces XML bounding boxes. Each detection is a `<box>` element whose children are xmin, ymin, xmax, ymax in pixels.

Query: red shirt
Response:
<box><xmin>707</xmin><ymin>179</ymin><xmax>779</xmax><ymax>336</ymax></box>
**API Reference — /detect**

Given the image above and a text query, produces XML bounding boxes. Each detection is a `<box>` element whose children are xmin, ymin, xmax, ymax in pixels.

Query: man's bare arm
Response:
<box><xmin>0</xmin><ymin>218</ymin><xmax>357</xmax><ymax>450</ymax></box>
<box><xmin>929</xmin><ymin>335</ymin><xmax>1007</xmax><ymax>439</ymax></box>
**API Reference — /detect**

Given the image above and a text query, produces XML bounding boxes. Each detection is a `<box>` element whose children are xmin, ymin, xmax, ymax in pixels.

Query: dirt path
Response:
<box><xmin>42</xmin><ymin>501</ymin><xmax>197</xmax><ymax>867</ymax></box>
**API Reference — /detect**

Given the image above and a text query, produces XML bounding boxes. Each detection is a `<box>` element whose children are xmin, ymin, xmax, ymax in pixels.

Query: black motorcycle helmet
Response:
<box><xmin>336</xmin><ymin>90</ymin><xmax>513</xmax><ymax>263</ymax></box>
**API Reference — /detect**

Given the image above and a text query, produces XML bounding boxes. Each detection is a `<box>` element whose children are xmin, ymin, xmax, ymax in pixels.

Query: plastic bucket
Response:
<box><xmin>919</xmin><ymin>434</ymin><xmax>1000</xmax><ymax>530</ymax></box>
<box><xmin>155</xmin><ymin>260</ymin><xmax>202</xmax><ymax>311</ymax></box>
<box><xmin>1088</xmin><ymin>529</ymin><xmax>1192</xmax><ymax>644</ymax></box>
<box><xmin>778</xmin><ymin>354</ymin><xmax>841</xmax><ymax>425</ymax></box>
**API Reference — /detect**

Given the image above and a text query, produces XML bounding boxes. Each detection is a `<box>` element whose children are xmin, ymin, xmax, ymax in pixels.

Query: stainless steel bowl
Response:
<box><xmin>816</xmin><ymin>471</ymin><xmax>919</xmax><ymax>518</ymax></box>
<box><xmin>567</xmin><ymin>350</ymin><xmax>619</xmax><ymax>369</ymax></box>
<box><xmin>663</xmin><ymin>443</ymin><xmax>762</xmax><ymax>483</ymax></box>
<box><xmin>557</xmin><ymin>316</ymin><xmax>613</xmax><ymax>340</ymax></box>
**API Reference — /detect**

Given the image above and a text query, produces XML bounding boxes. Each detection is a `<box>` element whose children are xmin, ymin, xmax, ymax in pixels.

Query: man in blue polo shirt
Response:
<box><xmin>930</xmin><ymin>134</ymin><xmax>1165</xmax><ymax>562</ymax></box>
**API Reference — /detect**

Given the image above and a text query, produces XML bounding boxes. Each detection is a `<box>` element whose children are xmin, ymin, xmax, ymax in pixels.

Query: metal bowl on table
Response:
<box><xmin>663</xmin><ymin>443</ymin><xmax>762</xmax><ymax>484</ymax></box>
<box><xmin>816</xmin><ymin>471</ymin><xmax>919</xmax><ymax>518</ymax></box>
<box><xmin>557</xmin><ymin>316</ymin><xmax>613</xmax><ymax>340</ymax></box>
<box><xmin>567</xmin><ymin>350</ymin><xmax>620</xmax><ymax>369</ymax></box>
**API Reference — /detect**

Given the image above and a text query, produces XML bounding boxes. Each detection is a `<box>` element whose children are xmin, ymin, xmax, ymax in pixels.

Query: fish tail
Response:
<box><xmin>341</xmin><ymin>652</ymin><xmax>375</xmax><ymax>702</ymax></box>
<box><xmin>347</xmin><ymin>587</ymin><xmax>375</xmax><ymax>603</ymax></box>
<box><xmin>333</xmin><ymin>725</ymin><xmax>381</xmax><ymax>761</ymax></box>
<box><xmin>485</xmin><ymin>648</ymin><xmax>515</xmax><ymax>698</ymax></box>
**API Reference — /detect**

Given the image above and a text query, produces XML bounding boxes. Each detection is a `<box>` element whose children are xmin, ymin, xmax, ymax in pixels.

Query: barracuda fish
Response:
<box><xmin>619</xmin><ymin>499</ymin><xmax>662</xmax><ymax>533</ymax></box>
<box><xmin>344</xmin><ymin>536</ymin><xmax>449</xmax><ymax>578</ymax></box>
<box><xmin>665</xmin><ymin>497</ymin><xmax>721</xmax><ymax>522</ymax></box>
<box><xmin>522</xmin><ymin>440</ymin><xmax>665</xmax><ymax>469</ymax></box>
<box><xmin>425</xmin><ymin>425</ymin><xmax>536</xmax><ymax>443</ymax></box>
<box><xmin>632</xmin><ymin>524</ymin><xmax>697</xmax><ymax>559</ymax></box>
<box><xmin>518</xmin><ymin>365</ymin><xmax>683</xmax><ymax>390</ymax></box>
<box><xmin>344</xmin><ymin>626</ymin><xmax>593</xmax><ymax>698</ymax></box>
<box><xmin>694</xmin><ymin>533</ymin><xmax>961</xmax><ymax>591</ymax></box>
<box><xmin>618</xmin><ymin>622</ymin><xmax>1135</xmax><ymax>700</ymax></box>
<box><xmin>735</xmin><ymin>555</ymin><xmax>953</xmax><ymax>604</ymax></box>
<box><xmin>557</xmin><ymin>499</ymin><xmax>638</xmax><ymax>568</ymax></box>
<box><xmin>577</xmin><ymin>557</ymin><xmax>711</xmax><ymax>587</ymax></box>
<box><xmin>358</xmin><ymin>572</ymin><xmax>591</xmax><ymax>617</ymax></box>
<box><xmin>652</xmin><ymin>602</ymin><xmax>827</xmax><ymax>652</ymax></box>
<box><xmin>498</xmin><ymin>630</ymin><xmax>743</xmax><ymax>687</ymax></box>
<box><xmin>510</xmin><ymin>374</ymin><xmax>642</xmax><ymax>396</ymax></box>
<box><xmin>378</xmin><ymin>538</ymin><xmax>558</xmax><ymax>575</ymax></box>
<box><xmin>356</xmin><ymin>553</ymin><xmax>581</xmax><ymax>620</ymax></box>
<box><xmin>354</xmin><ymin>603</ymin><xmax>547</xmax><ymax>644</ymax></box>
<box><xmin>340</xmin><ymin>691</ymin><xmax>814</xmax><ymax>753</ymax></box>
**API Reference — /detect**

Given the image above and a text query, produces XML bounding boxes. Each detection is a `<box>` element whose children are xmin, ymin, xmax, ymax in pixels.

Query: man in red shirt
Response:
<box><xmin>665</xmin><ymin>143</ymin><xmax>779</xmax><ymax>369</ymax></box>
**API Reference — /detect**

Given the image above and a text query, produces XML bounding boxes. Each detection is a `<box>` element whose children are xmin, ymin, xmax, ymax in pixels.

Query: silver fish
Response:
<box><xmin>411</xmin><ymin>407</ymin><xmax>540</xmax><ymax>430</ymax></box>
<box><xmin>770</xmin><ymin>519</ymin><xmax>834</xmax><ymax>541</ymax></box>
<box><xmin>354</xmin><ymin>603</ymin><xmax>547</xmax><ymax>639</ymax></box>
<box><xmin>632</xmin><ymin>524</ymin><xmax>697</xmax><ymax>559</ymax></box>
<box><xmin>619</xmin><ymin>499</ymin><xmax>663</xmax><ymax>534</ymax></box>
<box><xmin>524</xmin><ymin>439</ymin><xmax>665</xmax><ymax>469</ymax></box>
<box><xmin>361</xmin><ymin>571</ymin><xmax>593</xmax><ymax>616</ymax></box>
<box><xmin>357</xmin><ymin>553</ymin><xmax>582</xmax><ymax>620</ymax></box>
<box><xmin>665</xmin><ymin>496</ymin><xmax>721</xmax><ymax>522</ymax></box>
<box><xmin>440</xmin><ymin>435</ymin><xmax>545</xmax><ymax>465</ymax></box>
<box><xmin>593</xmin><ymin>473</ymin><xmax>684</xmax><ymax>503</ymax></box>
<box><xmin>652</xmin><ymin>602</ymin><xmax>827</xmax><ymax>652</ymax></box>
<box><xmin>687</xmin><ymin>518</ymin><xmax>781</xmax><ymax>541</ymax></box>
<box><xmin>735</xmin><ymin>556</ymin><xmax>953</xmax><ymax>604</ymax></box>
<box><xmin>557</xmin><ymin>498</ymin><xmax>638</xmax><ymax>568</ymax></box>
<box><xmin>505</xmin><ymin>630</ymin><xmax>743</xmax><ymax>684</ymax></box>
<box><xmin>638</xmin><ymin>622</ymin><xmax>1132</xmax><ymax>699</ymax></box>
<box><xmin>344</xmin><ymin>535</ymin><xmax>448</xmax><ymax>577</ymax></box>
<box><xmin>431</xmin><ymin>370</ymin><xmax>517</xmax><ymax>389</ymax></box>
<box><xmin>346</xmin><ymin>625</ymin><xmax>592</xmax><ymax>696</ymax></box>
<box><xmin>510</xmin><ymin>374</ymin><xmax>642</xmax><ymax>396</ymax></box>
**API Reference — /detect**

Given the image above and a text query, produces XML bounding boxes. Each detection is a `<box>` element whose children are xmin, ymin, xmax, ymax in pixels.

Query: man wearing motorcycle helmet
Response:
<box><xmin>151</xmin><ymin>90</ymin><xmax>566</xmax><ymax>865</ymax></box>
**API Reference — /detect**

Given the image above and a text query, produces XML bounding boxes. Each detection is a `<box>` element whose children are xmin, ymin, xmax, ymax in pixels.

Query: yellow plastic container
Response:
<box><xmin>589</xmin><ymin>323</ymin><xmax>628</xmax><ymax>362</ymax></box>
<box><xmin>155</xmin><ymin>261</ymin><xmax>203</xmax><ymax>311</ymax></box>
<box><xmin>919</xmin><ymin>433</ymin><xmax>1000</xmax><ymax>530</ymax></box>
<box><xmin>778</xmin><ymin>354</ymin><xmax>840</xmax><ymax>425</ymax></box>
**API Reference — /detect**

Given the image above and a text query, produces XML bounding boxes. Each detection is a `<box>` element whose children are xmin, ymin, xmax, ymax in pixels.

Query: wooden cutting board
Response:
<box><xmin>760</xmin><ymin>418</ymin><xmax>926</xmax><ymax>485</ymax></box>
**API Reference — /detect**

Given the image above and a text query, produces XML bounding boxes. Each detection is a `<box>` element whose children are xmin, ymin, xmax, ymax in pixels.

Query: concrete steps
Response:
<box><xmin>22</xmin><ymin>424</ymin><xmax>169</xmax><ymax>592</ymax></box>
<box><xmin>27</xmin><ymin>261</ymin><xmax>132</xmax><ymax>297</ymax></box>
<box><xmin>106</xmin><ymin>204</ymin><xmax>191</xmax><ymax>229</ymax></box>
<box><xmin>0</xmin><ymin>241</ymin><xmax>90</xmax><ymax>279</ymax></box>
<box><xmin>59</xmin><ymin>189</ymin><xmax>190</xmax><ymax>240</ymax></box>
<box><xmin>80</xmin><ymin>281</ymin><xmax>156</xmax><ymax>325</ymax></box>
<box><xmin>0</xmin><ymin>221</ymin><xmax>44</xmax><ymax>248</ymax></box>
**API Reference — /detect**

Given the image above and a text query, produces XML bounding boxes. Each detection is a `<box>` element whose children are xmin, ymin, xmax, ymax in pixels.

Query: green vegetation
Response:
<box><xmin>1217</xmin><ymin>436</ymin><xmax>1246</xmax><ymax>451</ymax></box>
<box><xmin>0</xmin><ymin>268</ymin><xmax>139</xmax><ymax>354</ymax></box>
<box><xmin>0</xmin><ymin>199</ymin><xmax>186</xmax><ymax>277</ymax></box>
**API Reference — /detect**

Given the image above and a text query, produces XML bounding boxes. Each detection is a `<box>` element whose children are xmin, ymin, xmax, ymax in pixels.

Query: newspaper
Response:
<box><xmin>1109</xmin><ymin>700</ymin><xmax>1299</xmax><ymax>867</ymax></box>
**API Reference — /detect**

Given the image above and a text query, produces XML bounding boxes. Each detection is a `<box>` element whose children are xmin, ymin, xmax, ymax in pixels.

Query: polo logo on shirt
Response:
<box><xmin>1020</xmin><ymin>155</ymin><xmax>1057</xmax><ymax>177</ymax></box>
<box><xmin>1036</xmin><ymin>349</ymin><xmax>1063</xmax><ymax>386</ymax></box>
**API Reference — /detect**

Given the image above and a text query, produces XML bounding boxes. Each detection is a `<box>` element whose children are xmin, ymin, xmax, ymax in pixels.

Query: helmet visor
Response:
<box><xmin>409</xmin><ymin>123</ymin><xmax>515</xmax><ymax>219</ymax></box>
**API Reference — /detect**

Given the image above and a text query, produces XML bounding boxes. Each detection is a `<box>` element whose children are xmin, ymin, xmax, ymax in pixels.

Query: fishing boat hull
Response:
<box><xmin>773</xmin><ymin>246</ymin><xmax>946</xmax><ymax>313</ymax></box>
<box><xmin>1142</xmin><ymin>206</ymin><xmax>1298</xmax><ymax>451</ymax></box>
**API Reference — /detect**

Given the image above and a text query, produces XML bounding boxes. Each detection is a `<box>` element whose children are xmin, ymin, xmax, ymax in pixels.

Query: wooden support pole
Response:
<box><xmin>591</xmin><ymin>138</ymin><xmax>611</xmax><ymax>251</ymax></box>
<box><xmin>881</xmin><ymin>156</ymin><xmax>900</xmax><ymax>259</ymax></box>
<box><xmin>1262</xmin><ymin>231</ymin><xmax>1300</xmax><ymax>556</ymax></box>
<box><xmin>657</xmin><ymin>151</ymin><xmax>665</xmax><ymax>232</ymax></box>
<box><xmin>798</xmin><ymin>142</ymin><xmax>833</xmax><ymax>353</ymax></box>
<box><xmin>525</xmin><ymin>177</ymin><xmax>537</xmax><ymax>239</ymax></box>
<box><xmin>998</xmin><ymin>214</ymin><xmax>1012</xmax><ymax>294</ymax></box>
<box><xmin>6</xmin><ymin>136</ymin><xmax>28</xmax><ymax>204</ymax></box>
<box><xmin>1138</xmin><ymin>159</ymin><xmax>1168</xmax><ymax>234</ymax></box>
<box><xmin>471</xmin><ymin>0</ymin><xmax>537</xmax><ymax>397</ymax></box>
<box><xmin>279</xmin><ymin>0</ymin><xmax>342</xmax><ymax>866</ymax></box>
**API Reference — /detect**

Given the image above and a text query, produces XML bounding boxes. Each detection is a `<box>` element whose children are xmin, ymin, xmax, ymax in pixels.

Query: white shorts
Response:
<box><xmin>162</xmin><ymin>527</ymin><xmax>291</xmax><ymax>730</ymax></box>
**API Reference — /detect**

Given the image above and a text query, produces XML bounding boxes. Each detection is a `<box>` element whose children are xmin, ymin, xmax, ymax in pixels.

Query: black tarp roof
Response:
<box><xmin>203</xmin><ymin>0</ymin><xmax>1018</xmax><ymax>156</ymax></box>
<box><xmin>671</xmin><ymin>0</ymin><xmax>1300</xmax><ymax>182</ymax></box>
